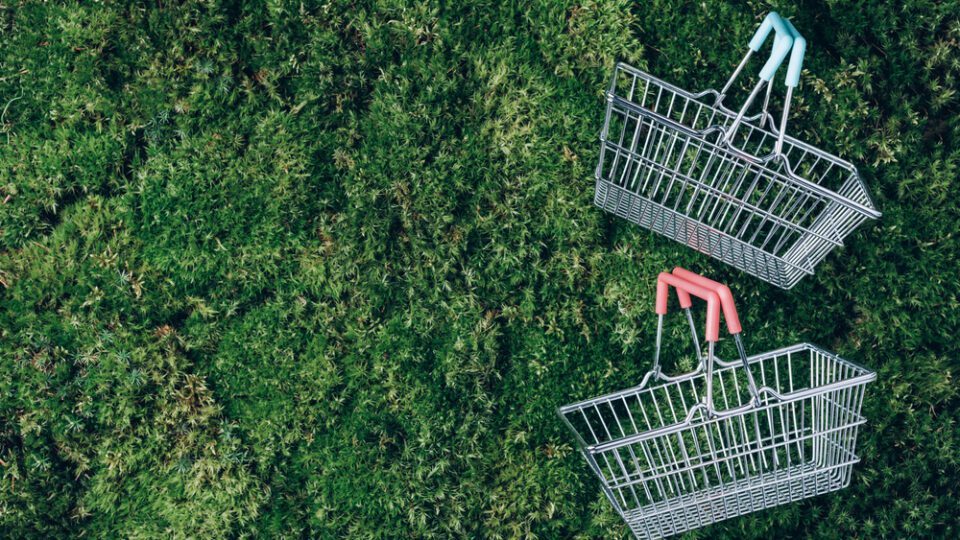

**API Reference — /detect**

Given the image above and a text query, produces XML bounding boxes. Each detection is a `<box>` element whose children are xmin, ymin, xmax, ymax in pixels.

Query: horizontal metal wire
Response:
<box><xmin>595</xmin><ymin>63</ymin><xmax>880</xmax><ymax>289</ymax></box>
<box><xmin>560</xmin><ymin>344</ymin><xmax>874</xmax><ymax>540</ymax></box>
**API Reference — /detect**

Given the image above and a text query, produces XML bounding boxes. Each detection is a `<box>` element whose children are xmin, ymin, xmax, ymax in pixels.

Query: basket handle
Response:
<box><xmin>655</xmin><ymin>272</ymin><xmax>722</xmax><ymax>342</ymax></box>
<box><xmin>671</xmin><ymin>267</ymin><xmax>742</xmax><ymax>334</ymax></box>
<box><xmin>721</xmin><ymin>13</ymin><xmax>808</xmax><ymax>158</ymax></box>
<box><xmin>649</xmin><ymin>270</ymin><xmax>763</xmax><ymax>414</ymax></box>
<box><xmin>720</xmin><ymin>12</ymin><xmax>794</xmax><ymax>98</ymax></box>
<box><xmin>748</xmin><ymin>12</ymin><xmax>795</xmax><ymax>83</ymax></box>
<box><xmin>671</xmin><ymin>268</ymin><xmax>763</xmax><ymax>407</ymax></box>
<box><xmin>780</xmin><ymin>16</ymin><xmax>807</xmax><ymax>88</ymax></box>
<box><xmin>771</xmin><ymin>16</ymin><xmax>806</xmax><ymax>155</ymax></box>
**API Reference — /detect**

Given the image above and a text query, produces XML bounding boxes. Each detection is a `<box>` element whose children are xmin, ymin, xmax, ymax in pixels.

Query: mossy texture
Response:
<box><xmin>0</xmin><ymin>1</ymin><xmax>958</xmax><ymax>538</ymax></box>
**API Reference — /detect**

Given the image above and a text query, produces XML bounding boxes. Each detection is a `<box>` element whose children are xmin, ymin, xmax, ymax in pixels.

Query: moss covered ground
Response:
<box><xmin>0</xmin><ymin>1</ymin><xmax>958</xmax><ymax>538</ymax></box>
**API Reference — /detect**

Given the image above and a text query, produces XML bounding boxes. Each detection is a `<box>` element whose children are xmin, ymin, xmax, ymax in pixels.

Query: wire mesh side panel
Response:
<box><xmin>780</xmin><ymin>193</ymin><xmax>873</xmax><ymax>276</ymax></box>
<box><xmin>595</xmin><ymin>64</ymin><xmax>878</xmax><ymax>289</ymax></box>
<box><xmin>560</xmin><ymin>345</ymin><xmax>872</xmax><ymax>540</ymax></box>
<box><xmin>595</xmin><ymin>105</ymin><xmax>824</xmax><ymax>287</ymax></box>
<box><xmin>594</xmin><ymin>179</ymin><xmax>801</xmax><ymax>287</ymax></box>
<box><xmin>604</xmin><ymin>64</ymin><xmax>872</xmax><ymax>202</ymax></box>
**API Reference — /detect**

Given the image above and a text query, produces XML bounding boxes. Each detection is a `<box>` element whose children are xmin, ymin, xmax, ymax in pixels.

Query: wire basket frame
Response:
<box><xmin>595</xmin><ymin>57</ymin><xmax>880</xmax><ymax>289</ymax></box>
<box><xmin>558</xmin><ymin>270</ymin><xmax>875</xmax><ymax>539</ymax></box>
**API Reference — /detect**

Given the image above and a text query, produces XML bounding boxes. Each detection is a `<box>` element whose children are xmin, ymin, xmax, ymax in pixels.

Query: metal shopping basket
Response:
<box><xmin>558</xmin><ymin>268</ymin><xmax>875</xmax><ymax>539</ymax></box>
<box><xmin>594</xmin><ymin>13</ymin><xmax>881</xmax><ymax>289</ymax></box>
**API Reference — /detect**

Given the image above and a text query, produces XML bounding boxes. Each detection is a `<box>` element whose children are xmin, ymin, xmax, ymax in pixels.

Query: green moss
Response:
<box><xmin>1</xmin><ymin>1</ymin><xmax>958</xmax><ymax>538</ymax></box>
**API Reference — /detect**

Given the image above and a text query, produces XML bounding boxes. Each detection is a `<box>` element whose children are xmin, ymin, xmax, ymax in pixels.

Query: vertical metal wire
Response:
<box><xmin>594</xmin><ymin>64</ymin><xmax>879</xmax><ymax>289</ymax></box>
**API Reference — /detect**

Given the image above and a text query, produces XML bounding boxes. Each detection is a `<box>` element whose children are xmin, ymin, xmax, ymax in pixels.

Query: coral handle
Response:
<box><xmin>671</xmin><ymin>268</ymin><xmax>743</xmax><ymax>335</ymax></box>
<box><xmin>655</xmin><ymin>272</ymin><xmax>722</xmax><ymax>342</ymax></box>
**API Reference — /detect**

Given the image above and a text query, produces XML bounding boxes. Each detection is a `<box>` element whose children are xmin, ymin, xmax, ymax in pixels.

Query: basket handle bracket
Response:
<box><xmin>721</xmin><ymin>13</ymin><xmax>808</xmax><ymax>159</ymax></box>
<box><xmin>673</xmin><ymin>268</ymin><xmax>762</xmax><ymax>406</ymax></box>
<box><xmin>653</xmin><ymin>270</ymin><xmax>763</xmax><ymax>414</ymax></box>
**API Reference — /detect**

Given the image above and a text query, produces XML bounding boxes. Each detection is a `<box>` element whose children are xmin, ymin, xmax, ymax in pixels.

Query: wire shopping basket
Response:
<box><xmin>594</xmin><ymin>13</ymin><xmax>881</xmax><ymax>289</ymax></box>
<box><xmin>558</xmin><ymin>268</ymin><xmax>875</xmax><ymax>539</ymax></box>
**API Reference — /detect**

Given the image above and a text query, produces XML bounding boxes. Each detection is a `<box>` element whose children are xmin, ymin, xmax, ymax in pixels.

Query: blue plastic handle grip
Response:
<box><xmin>781</xmin><ymin>17</ymin><xmax>806</xmax><ymax>87</ymax></box>
<box><xmin>748</xmin><ymin>12</ymin><xmax>794</xmax><ymax>82</ymax></box>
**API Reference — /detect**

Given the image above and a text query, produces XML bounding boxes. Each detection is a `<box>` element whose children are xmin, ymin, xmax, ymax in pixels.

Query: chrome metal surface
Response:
<box><xmin>559</xmin><ymin>304</ymin><xmax>874</xmax><ymax>539</ymax></box>
<box><xmin>595</xmin><ymin>63</ymin><xmax>881</xmax><ymax>289</ymax></box>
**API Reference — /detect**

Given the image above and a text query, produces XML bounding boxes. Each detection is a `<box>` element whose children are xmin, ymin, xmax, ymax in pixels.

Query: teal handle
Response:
<box><xmin>781</xmin><ymin>17</ymin><xmax>806</xmax><ymax>87</ymax></box>
<box><xmin>748</xmin><ymin>12</ymin><xmax>794</xmax><ymax>82</ymax></box>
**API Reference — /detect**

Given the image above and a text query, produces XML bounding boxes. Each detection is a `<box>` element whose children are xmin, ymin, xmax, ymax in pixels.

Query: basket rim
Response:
<box><xmin>606</xmin><ymin>61</ymin><xmax>882</xmax><ymax>220</ymax></box>
<box><xmin>558</xmin><ymin>342</ymin><xmax>875</xmax><ymax>452</ymax></box>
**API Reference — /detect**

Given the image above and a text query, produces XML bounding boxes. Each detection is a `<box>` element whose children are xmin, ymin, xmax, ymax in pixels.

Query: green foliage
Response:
<box><xmin>1</xmin><ymin>0</ymin><xmax>958</xmax><ymax>538</ymax></box>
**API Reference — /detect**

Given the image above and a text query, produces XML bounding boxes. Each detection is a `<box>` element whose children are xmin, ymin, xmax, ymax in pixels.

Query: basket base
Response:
<box><xmin>621</xmin><ymin>460</ymin><xmax>856</xmax><ymax>540</ymax></box>
<box><xmin>594</xmin><ymin>178</ymin><xmax>812</xmax><ymax>289</ymax></box>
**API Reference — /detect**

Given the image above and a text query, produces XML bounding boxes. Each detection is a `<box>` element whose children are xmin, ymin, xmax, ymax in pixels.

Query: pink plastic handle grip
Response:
<box><xmin>655</xmin><ymin>272</ymin><xmax>722</xmax><ymax>342</ymax></box>
<box><xmin>671</xmin><ymin>267</ymin><xmax>743</xmax><ymax>335</ymax></box>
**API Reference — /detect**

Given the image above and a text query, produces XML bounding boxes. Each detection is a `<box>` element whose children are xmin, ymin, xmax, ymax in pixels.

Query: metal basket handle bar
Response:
<box><xmin>653</xmin><ymin>273</ymin><xmax>729</xmax><ymax>415</ymax></box>
<box><xmin>716</xmin><ymin>11</ymin><xmax>793</xmax><ymax>124</ymax></box>
<box><xmin>672</xmin><ymin>267</ymin><xmax>762</xmax><ymax>405</ymax></box>
<box><xmin>642</xmin><ymin>281</ymin><xmax>730</xmax><ymax>390</ymax></box>
<box><xmin>655</xmin><ymin>271</ymin><xmax>766</xmax><ymax>416</ymax></box>
<box><xmin>671</xmin><ymin>268</ymin><xmax>741</xmax><ymax>332</ymax></box>
<box><xmin>720</xmin><ymin>13</ymin><xmax>806</xmax><ymax>161</ymax></box>
<box><xmin>773</xmin><ymin>17</ymin><xmax>806</xmax><ymax>155</ymax></box>
<box><xmin>655</xmin><ymin>272</ymin><xmax>722</xmax><ymax>340</ymax></box>
<box><xmin>645</xmin><ymin>272</ymin><xmax>716</xmax><ymax>385</ymax></box>
<box><xmin>719</xmin><ymin>12</ymin><xmax>795</xmax><ymax>98</ymax></box>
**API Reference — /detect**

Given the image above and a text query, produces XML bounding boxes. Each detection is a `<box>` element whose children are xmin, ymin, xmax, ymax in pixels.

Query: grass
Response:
<box><xmin>0</xmin><ymin>0</ymin><xmax>958</xmax><ymax>538</ymax></box>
